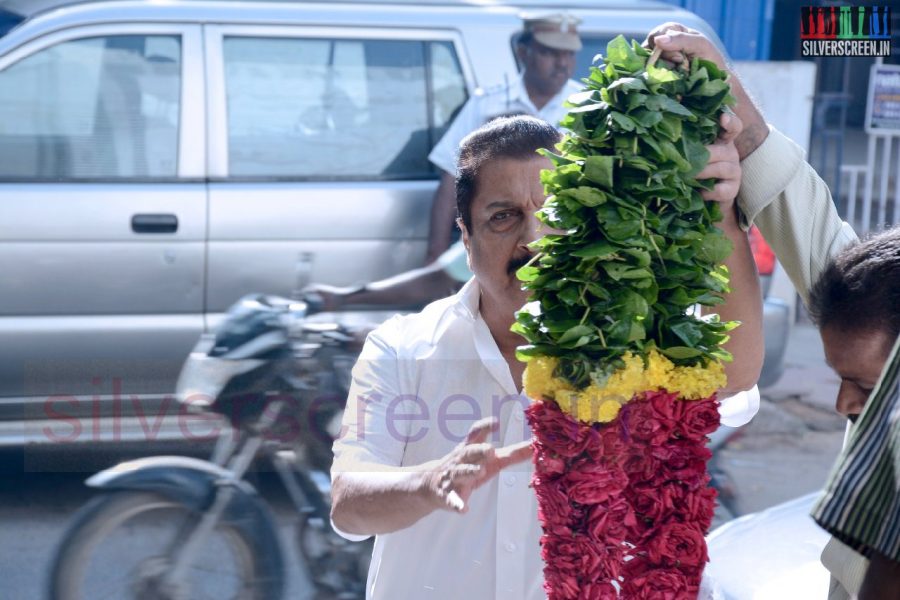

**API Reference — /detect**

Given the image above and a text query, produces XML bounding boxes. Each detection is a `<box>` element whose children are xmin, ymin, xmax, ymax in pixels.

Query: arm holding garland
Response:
<box><xmin>647</xmin><ymin>25</ymin><xmax>858</xmax><ymax>302</ymax></box>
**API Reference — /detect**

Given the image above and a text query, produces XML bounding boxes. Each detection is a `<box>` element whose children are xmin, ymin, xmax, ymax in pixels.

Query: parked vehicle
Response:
<box><xmin>0</xmin><ymin>0</ymin><xmax>789</xmax><ymax>450</ymax></box>
<box><xmin>49</xmin><ymin>294</ymin><xmax>370</xmax><ymax>599</ymax></box>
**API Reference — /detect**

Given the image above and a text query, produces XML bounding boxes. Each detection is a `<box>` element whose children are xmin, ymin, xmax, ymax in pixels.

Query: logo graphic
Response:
<box><xmin>801</xmin><ymin>6</ymin><xmax>892</xmax><ymax>57</ymax></box>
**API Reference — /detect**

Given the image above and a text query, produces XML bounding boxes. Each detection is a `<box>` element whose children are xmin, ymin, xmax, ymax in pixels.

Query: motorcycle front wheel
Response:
<box><xmin>49</xmin><ymin>490</ymin><xmax>279</xmax><ymax>600</ymax></box>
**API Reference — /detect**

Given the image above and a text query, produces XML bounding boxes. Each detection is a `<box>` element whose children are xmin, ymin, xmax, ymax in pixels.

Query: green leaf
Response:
<box><xmin>515</xmin><ymin>265</ymin><xmax>540</xmax><ymax>282</ymax></box>
<box><xmin>557</xmin><ymin>324</ymin><xmax>594</xmax><ymax>345</ymax></box>
<box><xmin>572</xmin><ymin>241</ymin><xmax>617</xmax><ymax>259</ymax></box>
<box><xmin>610</xmin><ymin>111</ymin><xmax>637</xmax><ymax>132</ymax></box>
<box><xmin>605</xmin><ymin>35</ymin><xmax>644</xmax><ymax>72</ymax></box>
<box><xmin>583</xmin><ymin>155</ymin><xmax>614</xmax><ymax>188</ymax></box>
<box><xmin>645</xmin><ymin>63</ymin><xmax>679</xmax><ymax>84</ymax></box>
<box><xmin>659</xmin><ymin>346</ymin><xmax>704</xmax><ymax>359</ymax></box>
<box><xmin>560</xmin><ymin>186</ymin><xmax>607</xmax><ymax>207</ymax></box>
<box><xmin>696</xmin><ymin>232</ymin><xmax>733</xmax><ymax>263</ymax></box>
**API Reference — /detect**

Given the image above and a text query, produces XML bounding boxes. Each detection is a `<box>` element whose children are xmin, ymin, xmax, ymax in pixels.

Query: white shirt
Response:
<box><xmin>332</xmin><ymin>279</ymin><xmax>759</xmax><ymax>600</ymax></box>
<box><xmin>428</xmin><ymin>75</ymin><xmax>583</xmax><ymax>175</ymax></box>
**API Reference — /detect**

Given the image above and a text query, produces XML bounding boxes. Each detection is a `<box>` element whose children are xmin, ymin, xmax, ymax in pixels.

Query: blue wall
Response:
<box><xmin>660</xmin><ymin>0</ymin><xmax>775</xmax><ymax>60</ymax></box>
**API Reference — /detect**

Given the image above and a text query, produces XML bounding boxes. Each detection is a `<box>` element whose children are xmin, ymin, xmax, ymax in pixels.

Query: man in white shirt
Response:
<box><xmin>423</xmin><ymin>13</ymin><xmax>584</xmax><ymax>263</ymax></box>
<box><xmin>330</xmin><ymin>114</ymin><xmax>763</xmax><ymax>599</ymax></box>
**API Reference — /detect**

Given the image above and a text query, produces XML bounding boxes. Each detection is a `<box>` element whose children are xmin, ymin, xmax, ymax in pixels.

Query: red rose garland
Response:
<box><xmin>527</xmin><ymin>391</ymin><xmax>720</xmax><ymax>599</ymax></box>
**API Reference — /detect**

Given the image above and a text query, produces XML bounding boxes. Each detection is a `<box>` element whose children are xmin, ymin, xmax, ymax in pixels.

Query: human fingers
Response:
<box><xmin>716</xmin><ymin>111</ymin><xmax>743</xmax><ymax>144</ymax></box>
<box><xmin>696</xmin><ymin>143</ymin><xmax>740</xmax><ymax>181</ymax></box>
<box><xmin>653</xmin><ymin>28</ymin><xmax>726</xmax><ymax>70</ymax></box>
<box><xmin>644</xmin><ymin>22</ymin><xmax>693</xmax><ymax>66</ymax></box>
<box><xmin>440</xmin><ymin>463</ymin><xmax>488</xmax><ymax>513</ymax></box>
<box><xmin>701</xmin><ymin>181</ymin><xmax>740</xmax><ymax>204</ymax></box>
<box><xmin>458</xmin><ymin>442</ymin><xmax>494</xmax><ymax>464</ymax></box>
<box><xmin>696</xmin><ymin>156</ymin><xmax>740</xmax><ymax>184</ymax></box>
<box><xmin>464</xmin><ymin>417</ymin><xmax>499</xmax><ymax>445</ymax></box>
<box><xmin>493</xmin><ymin>440</ymin><xmax>534</xmax><ymax>470</ymax></box>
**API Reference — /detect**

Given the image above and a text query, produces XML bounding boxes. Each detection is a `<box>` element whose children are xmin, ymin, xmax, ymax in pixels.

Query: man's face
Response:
<box><xmin>518</xmin><ymin>40</ymin><xmax>575</xmax><ymax>96</ymax></box>
<box><xmin>820</xmin><ymin>325</ymin><xmax>895</xmax><ymax>421</ymax></box>
<box><xmin>459</xmin><ymin>155</ymin><xmax>552</xmax><ymax>317</ymax></box>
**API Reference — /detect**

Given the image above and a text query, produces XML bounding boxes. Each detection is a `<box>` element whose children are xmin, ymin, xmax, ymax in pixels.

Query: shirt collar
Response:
<box><xmin>510</xmin><ymin>74</ymin><xmax>535</xmax><ymax>113</ymax></box>
<box><xmin>453</xmin><ymin>277</ymin><xmax>519</xmax><ymax>395</ymax></box>
<box><xmin>454</xmin><ymin>277</ymin><xmax>480</xmax><ymax>321</ymax></box>
<box><xmin>512</xmin><ymin>74</ymin><xmax>579</xmax><ymax>116</ymax></box>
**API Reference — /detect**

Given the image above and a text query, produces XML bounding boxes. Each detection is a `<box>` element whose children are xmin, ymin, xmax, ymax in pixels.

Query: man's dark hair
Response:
<box><xmin>808</xmin><ymin>225</ymin><xmax>900</xmax><ymax>339</ymax></box>
<box><xmin>455</xmin><ymin>115</ymin><xmax>560</xmax><ymax>233</ymax></box>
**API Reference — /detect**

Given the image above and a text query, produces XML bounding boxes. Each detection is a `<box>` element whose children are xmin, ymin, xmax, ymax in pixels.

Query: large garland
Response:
<box><xmin>515</xmin><ymin>36</ymin><xmax>737</xmax><ymax>598</ymax></box>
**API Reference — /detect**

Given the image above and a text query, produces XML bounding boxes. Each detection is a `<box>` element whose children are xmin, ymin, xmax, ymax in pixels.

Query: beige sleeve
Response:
<box><xmin>821</xmin><ymin>536</ymin><xmax>869</xmax><ymax>597</ymax></box>
<box><xmin>737</xmin><ymin>127</ymin><xmax>859</xmax><ymax>305</ymax></box>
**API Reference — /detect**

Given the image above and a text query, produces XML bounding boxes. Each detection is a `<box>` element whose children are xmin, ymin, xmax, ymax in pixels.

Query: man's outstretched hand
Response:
<box><xmin>644</xmin><ymin>23</ymin><xmax>769</xmax><ymax>160</ymax></box>
<box><xmin>422</xmin><ymin>417</ymin><xmax>532</xmax><ymax>513</ymax></box>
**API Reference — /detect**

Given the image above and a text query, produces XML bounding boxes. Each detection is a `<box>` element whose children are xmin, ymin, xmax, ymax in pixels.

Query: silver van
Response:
<box><xmin>0</xmin><ymin>0</ymin><xmax>722</xmax><ymax>447</ymax></box>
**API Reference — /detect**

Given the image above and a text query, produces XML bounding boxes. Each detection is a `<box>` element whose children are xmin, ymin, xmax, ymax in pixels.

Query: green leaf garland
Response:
<box><xmin>515</xmin><ymin>36</ymin><xmax>738</xmax><ymax>390</ymax></box>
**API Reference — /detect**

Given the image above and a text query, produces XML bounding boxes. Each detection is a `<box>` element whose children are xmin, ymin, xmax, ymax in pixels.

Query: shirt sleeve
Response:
<box><xmin>428</xmin><ymin>95</ymin><xmax>483</xmax><ymax>176</ymax></box>
<box><xmin>717</xmin><ymin>385</ymin><xmax>761</xmax><ymax>427</ymax></box>
<box><xmin>812</xmin><ymin>337</ymin><xmax>900</xmax><ymax>561</ymax></box>
<box><xmin>737</xmin><ymin>126</ymin><xmax>859</xmax><ymax>305</ymax></box>
<box><xmin>331</xmin><ymin>317</ymin><xmax>412</xmax><ymax>473</ymax></box>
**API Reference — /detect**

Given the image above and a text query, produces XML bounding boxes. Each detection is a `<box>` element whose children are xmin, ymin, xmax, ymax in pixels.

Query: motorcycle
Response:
<box><xmin>48</xmin><ymin>294</ymin><xmax>372</xmax><ymax>600</ymax></box>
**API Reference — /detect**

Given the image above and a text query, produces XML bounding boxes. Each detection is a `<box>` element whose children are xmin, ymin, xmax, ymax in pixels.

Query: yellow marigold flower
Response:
<box><xmin>525</xmin><ymin>349</ymin><xmax>726</xmax><ymax>424</ymax></box>
<box><xmin>666</xmin><ymin>360</ymin><xmax>726</xmax><ymax>400</ymax></box>
<box><xmin>523</xmin><ymin>356</ymin><xmax>572</xmax><ymax>401</ymax></box>
<box><xmin>596</xmin><ymin>399</ymin><xmax>622</xmax><ymax>422</ymax></box>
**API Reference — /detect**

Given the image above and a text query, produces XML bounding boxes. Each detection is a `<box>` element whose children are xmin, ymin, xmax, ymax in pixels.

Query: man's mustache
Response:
<box><xmin>508</xmin><ymin>253</ymin><xmax>536</xmax><ymax>275</ymax></box>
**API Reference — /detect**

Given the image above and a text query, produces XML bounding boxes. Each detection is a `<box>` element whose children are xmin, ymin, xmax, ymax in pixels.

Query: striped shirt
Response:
<box><xmin>812</xmin><ymin>335</ymin><xmax>900</xmax><ymax>561</ymax></box>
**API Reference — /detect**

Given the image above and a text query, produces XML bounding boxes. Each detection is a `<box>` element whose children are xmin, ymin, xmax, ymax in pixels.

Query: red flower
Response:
<box><xmin>540</xmin><ymin>531</ymin><xmax>612</xmax><ymax>599</ymax></box>
<box><xmin>678</xmin><ymin>397</ymin><xmax>720</xmax><ymax>439</ymax></box>
<box><xmin>586</xmin><ymin>496</ymin><xmax>641</xmax><ymax>546</ymax></box>
<box><xmin>564</xmin><ymin>460</ymin><xmax>629</xmax><ymax>505</ymax></box>
<box><xmin>585</xmin><ymin>424</ymin><xmax>629</xmax><ymax>464</ymax></box>
<box><xmin>626</xmin><ymin>391</ymin><xmax>681</xmax><ymax>445</ymax></box>
<box><xmin>651</xmin><ymin>441</ymin><xmax>712</xmax><ymax>488</ymax></box>
<box><xmin>621</xmin><ymin>452</ymin><xmax>659</xmax><ymax>483</ymax></box>
<box><xmin>581</xmin><ymin>581</ymin><xmax>620</xmax><ymax>600</ymax></box>
<box><xmin>533</xmin><ymin>441</ymin><xmax>568</xmax><ymax>478</ymax></box>
<box><xmin>670</xmin><ymin>484</ymin><xmax>717</xmax><ymax>529</ymax></box>
<box><xmin>645</xmin><ymin>522</ymin><xmax>708</xmax><ymax>568</ymax></box>
<box><xmin>534</xmin><ymin>474</ymin><xmax>575</xmax><ymax>525</ymax></box>
<box><xmin>627</xmin><ymin>482</ymin><xmax>676</xmax><ymax>525</ymax></box>
<box><xmin>527</xmin><ymin>401</ymin><xmax>592</xmax><ymax>458</ymax></box>
<box><xmin>622</xmin><ymin>568</ymin><xmax>695</xmax><ymax>600</ymax></box>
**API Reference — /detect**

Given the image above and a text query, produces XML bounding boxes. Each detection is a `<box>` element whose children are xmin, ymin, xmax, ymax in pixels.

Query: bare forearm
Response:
<box><xmin>706</xmin><ymin>210</ymin><xmax>764</xmax><ymax>393</ymax></box>
<box><xmin>354</xmin><ymin>266</ymin><xmax>457</xmax><ymax>307</ymax></box>
<box><xmin>331</xmin><ymin>469</ymin><xmax>438</xmax><ymax>536</ymax></box>
<box><xmin>726</xmin><ymin>70</ymin><xmax>769</xmax><ymax>160</ymax></box>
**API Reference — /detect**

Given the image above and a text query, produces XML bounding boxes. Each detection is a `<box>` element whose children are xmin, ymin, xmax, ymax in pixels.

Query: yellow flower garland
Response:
<box><xmin>523</xmin><ymin>351</ymin><xmax>725</xmax><ymax>424</ymax></box>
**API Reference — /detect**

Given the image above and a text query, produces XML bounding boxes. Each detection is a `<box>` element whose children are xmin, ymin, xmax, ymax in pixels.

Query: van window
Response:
<box><xmin>0</xmin><ymin>35</ymin><xmax>181</xmax><ymax>180</ymax></box>
<box><xmin>223</xmin><ymin>35</ymin><xmax>467</xmax><ymax>180</ymax></box>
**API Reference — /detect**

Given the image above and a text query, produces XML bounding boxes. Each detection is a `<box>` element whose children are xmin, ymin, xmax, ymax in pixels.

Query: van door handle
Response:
<box><xmin>131</xmin><ymin>214</ymin><xmax>178</xmax><ymax>234</ymax></box>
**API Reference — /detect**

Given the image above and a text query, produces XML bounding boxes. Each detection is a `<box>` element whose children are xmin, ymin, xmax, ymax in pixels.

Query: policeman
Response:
<box><xmin>423</xmin><ymin>13</ymin><xmax>583</xmax><ymax>263</ymax></box>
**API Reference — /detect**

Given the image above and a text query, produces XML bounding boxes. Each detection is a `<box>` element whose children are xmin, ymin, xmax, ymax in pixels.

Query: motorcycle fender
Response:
<box><xmin>86</xmin><ymin>455</ymin><xmax>258</xmax><ymax>512</ymax></box>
